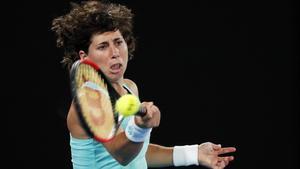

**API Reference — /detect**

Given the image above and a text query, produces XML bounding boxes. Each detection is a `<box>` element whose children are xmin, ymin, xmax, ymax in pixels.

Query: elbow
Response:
<box><xmin>119</xmin><ymin>160</ymin><xmax>130</xmax><ymax>166</ymax></box>
<box><xmin>115</xmin><ymin>155</ymin><xmax>136</xmax><ymax>166</ymax></box>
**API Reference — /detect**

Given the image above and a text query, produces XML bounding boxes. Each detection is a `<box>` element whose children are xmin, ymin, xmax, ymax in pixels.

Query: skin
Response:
<box><xmin>146</xmin><ymin>142</ymin><xmax>236</xmax><ymax>169</ymax></box>
<box><xmin>67</xmin><ymin>30</ymin><xmax>236</xmax><ymax>168</ymax></box>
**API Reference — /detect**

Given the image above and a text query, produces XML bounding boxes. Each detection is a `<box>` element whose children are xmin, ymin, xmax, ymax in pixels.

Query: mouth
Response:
<box><xmin>109</xmin><ymin>63</ymin><xmax>123</xmax><ymax>74</ymax></box>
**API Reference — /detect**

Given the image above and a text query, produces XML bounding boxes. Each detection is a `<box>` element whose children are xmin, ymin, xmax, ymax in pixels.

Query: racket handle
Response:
<box><xmin>136</xmin><ymin>106</ymin><xmax>147</xmax><ymax>117</ymax></box>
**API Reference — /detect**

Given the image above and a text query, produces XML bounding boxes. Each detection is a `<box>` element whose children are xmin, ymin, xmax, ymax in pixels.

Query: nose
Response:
<box><xmin>111</xmin><ymin>45</ymin><xmax>120</xmax><ymax>58</ymax></box>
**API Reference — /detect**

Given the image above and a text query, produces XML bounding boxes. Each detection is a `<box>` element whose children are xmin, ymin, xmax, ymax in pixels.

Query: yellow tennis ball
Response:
<box><xmin>115</xmin><ymin>94</ymin><xmax>141</xmax><ymax>117</ymax></box>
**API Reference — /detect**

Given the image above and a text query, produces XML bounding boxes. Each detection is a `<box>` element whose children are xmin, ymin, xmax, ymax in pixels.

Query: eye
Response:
<box><xmin>116</xmin><ymin>40</ymin><xmax>123</xmax><ymax>46</ymax></box>
<box><xmin>97</xmin><ymin>44</ymin><xmax>108</xmax><ymax>50</ymax></box>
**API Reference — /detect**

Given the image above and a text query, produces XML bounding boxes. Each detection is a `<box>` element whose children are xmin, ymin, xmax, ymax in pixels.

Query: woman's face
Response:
<box><xmin>80</xmin><ymin>30</ymin><xmax>128</xmax><ymax>83</ymax></box>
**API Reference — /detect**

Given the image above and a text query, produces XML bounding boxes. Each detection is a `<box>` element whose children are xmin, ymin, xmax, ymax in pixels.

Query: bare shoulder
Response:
<box><xmin>124</xmin><ymin>79</ymin><xmax>139</xmax><ymax>96</ymax></box>
<box><xmin>67</xmin><ymin>101</ymin><xmax>90</xmax><ymax>139</ymax></box>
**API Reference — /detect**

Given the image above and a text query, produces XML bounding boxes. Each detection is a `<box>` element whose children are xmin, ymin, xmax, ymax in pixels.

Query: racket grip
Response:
<box><xmin>136</xmin><ymin>106</ymin><xmax>147</xmax><ymax>117</ymax></box>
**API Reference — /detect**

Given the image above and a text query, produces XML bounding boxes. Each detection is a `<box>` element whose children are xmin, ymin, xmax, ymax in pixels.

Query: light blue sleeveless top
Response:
<box><xmin>70</xmin><ymin>85</ymin><xmax>150</xmax><ymax>169</ymax></box>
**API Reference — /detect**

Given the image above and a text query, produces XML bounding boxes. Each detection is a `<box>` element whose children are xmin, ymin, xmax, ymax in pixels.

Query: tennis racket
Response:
<box><xmin>70</xmin><ymin>58</ymin><xmax>144</xmax><ymax>142</ymax></box>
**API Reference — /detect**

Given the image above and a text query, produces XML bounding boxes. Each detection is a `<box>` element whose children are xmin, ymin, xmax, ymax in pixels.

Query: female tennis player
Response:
<box><xmin>52</xmin><ymin>1</ymin><xmax>236</xmax><ymax>168</ymax></box>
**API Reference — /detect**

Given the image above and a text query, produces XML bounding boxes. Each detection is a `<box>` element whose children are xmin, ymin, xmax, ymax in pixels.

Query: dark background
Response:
<box><xmin>3</xmin><ymin>0</ymin><xmax>298</xmax><ymax>169</ymax></box>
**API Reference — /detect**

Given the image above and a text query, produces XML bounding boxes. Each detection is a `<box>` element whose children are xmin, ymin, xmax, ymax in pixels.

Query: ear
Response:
<box><xmin>79</xmin><ymin>50</ymin><xmax>87</xmax><ymax>59</ymax></box>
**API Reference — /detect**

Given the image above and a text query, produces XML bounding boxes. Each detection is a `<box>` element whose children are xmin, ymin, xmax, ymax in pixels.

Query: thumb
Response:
<box><xmin>212</xmin><ymin>144</ymin><xmax>222</xmax><ymax>150</ymax></box>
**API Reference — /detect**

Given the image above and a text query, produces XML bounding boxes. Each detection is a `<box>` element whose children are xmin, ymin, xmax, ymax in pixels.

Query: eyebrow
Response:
<box><xmin>112</xmin><ymin>37</ymin><xmax>123</xmax><ymax>42</ymax></box>
<box><xmin>96</xmin><ymin>41</ymin><xmax>108</xmax><ymax>46</ymax></box>
<box><xmin>96</xmin><ymin>37</ymin><xmax>123</xmax><ymax>46</ymax></box>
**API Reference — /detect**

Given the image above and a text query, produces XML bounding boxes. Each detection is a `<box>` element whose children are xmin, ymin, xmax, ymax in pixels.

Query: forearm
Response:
<box><xmin>146</xmin><ymin>144</ymin><xmax>174</xmax><ymax>168</ymax></box>
<box><xmin>104</xmin><ymin>131</ymin><xmax>144</xmax><ymax>166</ymax></box>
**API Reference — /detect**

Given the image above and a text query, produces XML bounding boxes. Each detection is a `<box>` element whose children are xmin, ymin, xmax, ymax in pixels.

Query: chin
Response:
<box><xmin>108</xmin><ymin>74</ymin><xmax>124</xmax><ymax>83</ymax></box>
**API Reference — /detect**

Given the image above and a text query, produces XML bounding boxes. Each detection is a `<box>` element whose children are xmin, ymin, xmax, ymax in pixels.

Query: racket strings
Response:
<box><xmin>76</xmin><ymin>64</ymin><xmax>106</xmax><ymax>89</ymax></box>
<box><xmin>75</xmin><ymin>63</ymin><xmax>116</xmax><ymax>139</ymax></box>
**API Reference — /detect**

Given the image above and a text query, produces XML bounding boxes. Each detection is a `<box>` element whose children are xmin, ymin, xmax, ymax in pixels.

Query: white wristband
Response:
<box><xmin>125</xmin><ymin>117</ymin><xmax>152</xmax><ymax>142</ymax></box>
<box><xmin>173</xmin><ymin>145</ymin><xmax>199</xmax><ymax>166</ymax></box>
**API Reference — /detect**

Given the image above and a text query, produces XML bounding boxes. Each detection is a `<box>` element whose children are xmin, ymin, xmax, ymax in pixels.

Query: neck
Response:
<box><xmin>110</xmin><ymin>79</ymin><xmax>127</xmax><ymax>95</ymax></box>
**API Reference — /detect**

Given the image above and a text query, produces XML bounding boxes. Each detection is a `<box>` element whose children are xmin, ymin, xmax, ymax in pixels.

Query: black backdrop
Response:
<box><xmin>3</xmin><ymin>0</ymin><xmax>299</xmax><ymax>169</ymax></box>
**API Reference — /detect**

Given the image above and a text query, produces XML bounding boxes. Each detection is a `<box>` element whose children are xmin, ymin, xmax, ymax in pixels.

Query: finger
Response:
<box><xmin>218</xmin><ymin>147</ymin><xmax>236</xmax><ymax>155</ymax></box>
<box><xmin>142</xmin><ymin>104</ymin><xmax>155</xmax><ymax>122</ymax></box>
<box><xmin>142</xmin><ymin>110</ymin><xmax>152</xmax><ymax>121</ymax></box>
<box><xmin>218</xmin><ymin>156</ymin><xmax>234</xmax><ymax>164</ymax></box>
<box><xmin>150</xmin><ymin>105</ymin><xmax>161</xmax><ymax>126</ymax></box>
<box><xmin>214</xmin><ymin>160</ymin><xmax>225</xmax><ymax>169</ymax></box>
<box><xmin>221</xmin><ymin>157</ymin><xmax>234</xmax><ymax>168</ymax></box>
<box><xmin>227</xmin><ymin>156</ymin><xmax>234</xmax><ymax>161</ymax></box>
<box><xmin>224</xmin><ymin>159</ymin><xmax>231</xmax><ymax>166</ymax></box>
<box><xmin>218</xmin><ymin>160</ymin><xmax>226</xmax><ymax>168</ymax></box>
<box><xmin>151</xmin><ymin>105</ymin><xmax>159</xmax><ymax>113</ymax></box>
<box><xmin>212</xmin><ymin>144</ymin><xmax>222</xmax><ymax>150</ymax></box>
<box><xmin>141</xmin><ymin>103</ymin><xmax>154</xmax><ymax>120</ymax></box>
<box><xmin>141</xmin><ymin>102</ymin><xmax>153</xmax><ymax>111</ymax></box>
<box><xmin>144</xmin><ymin>101</ymin><xmax>153</xmax><ymax>106</ymax></box>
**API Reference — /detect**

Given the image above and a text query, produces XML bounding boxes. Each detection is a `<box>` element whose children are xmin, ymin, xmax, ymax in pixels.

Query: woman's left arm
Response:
<box><xmin>146</xmin><ymin>142</ymin><xmax>236</xmax><ymax>169</ymax></box>
<box><xmin>146</xmin><ymin>144</ymin><xmax>173</xmax><ymax>168</ymax></box>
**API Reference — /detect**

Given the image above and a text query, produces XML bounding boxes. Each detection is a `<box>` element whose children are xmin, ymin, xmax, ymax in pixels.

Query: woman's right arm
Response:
<box><xmin>67</xmin><ymin>100</ymin><xmax>160</xmax><ymax>166</ymax></box>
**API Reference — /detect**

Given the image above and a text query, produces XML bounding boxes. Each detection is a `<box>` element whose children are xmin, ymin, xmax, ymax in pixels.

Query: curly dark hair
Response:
<box><xmin>51</xmin><ymin>0</ymin><xmax>136</xmax><ymax>69</ymax></box>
